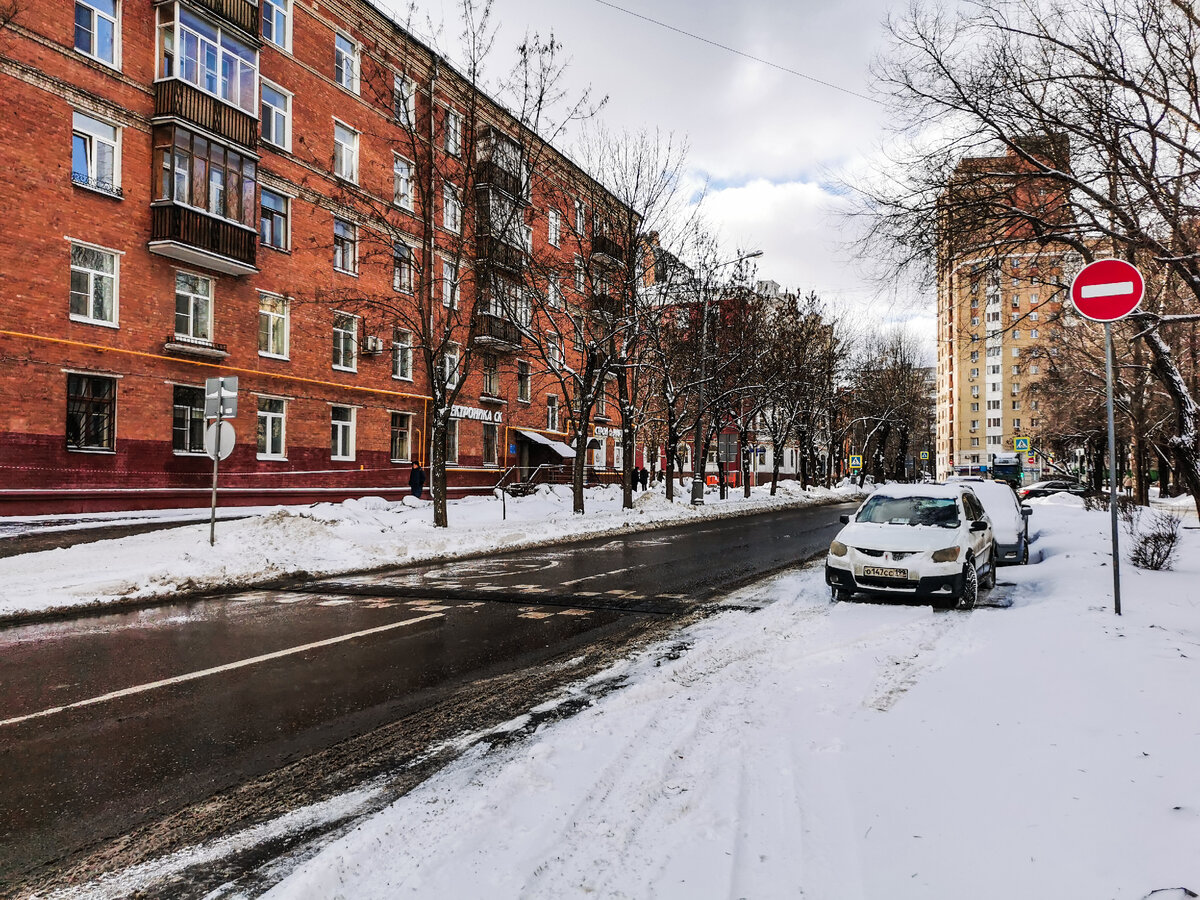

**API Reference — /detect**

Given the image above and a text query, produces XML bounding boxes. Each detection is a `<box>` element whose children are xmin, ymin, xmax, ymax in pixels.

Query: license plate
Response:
<box><xmin>863</xmin><ymin>566</ymin><xmax>908</xmax><ymax>579</ymax></box>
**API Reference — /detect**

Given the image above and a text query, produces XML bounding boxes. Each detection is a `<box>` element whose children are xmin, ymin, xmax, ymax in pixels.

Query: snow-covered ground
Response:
<box><xmin>237</xmin><ymin>493</ymin><xmax>1199</xmax><ymax>900</ymax></box>
<box><xmin>0</xmin><ymin>481</ymin><xmax>862</xmax><ymax>620</ymax></box>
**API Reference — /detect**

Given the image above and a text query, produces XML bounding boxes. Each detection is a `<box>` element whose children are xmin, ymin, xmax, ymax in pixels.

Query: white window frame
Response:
<box><xmin>444</xmin><ymin>108</ymin><xmax>462</xmax><ymax>156</ymax></box>
<box><xmin>331</xmin><ymin>405</ymin><xmax>356</xmax><ymax>460</ymax></box>
<box><xmin>258</xmin><ymin>291</ymin><xmax>289</xmax><ymax>359</ymax></box>
<box><xmin>333</xmin><ymin>312</ymin><xmax>358</xmax><ymax>372</ymax></box>
<box><xmin>174</xmin><ymin>270</ymin><xmax>212</xmax><ymax>341</ymax></box>
<box><xmin>390</xmin><ymin>411</ymin><xmax>412</xmax><ymax>461</ymax></box>
<box><xmin>591</xmin><ymin>437</ymin><xmax>606</xmax><ymax>469</ymax></box>
<box><xmin>393</xmin><ymin>154</ymin><xmax>414</xmax><ymax>210</ymax></box>
<box><xmin>256</xmin><ymin>396</ymin><xmax>287</xmax><ymax>459</ymax></box>
<box><xmin>393</xmin><ymin>241</ymin><xmax>414</xmax><ymax>293</ymax></box>
<box><xmin>260</xmin><ymin>186</ymin><xmax>289</xmax><ymax>250</ymax></box>
<box><xmin>442</xmin><ymin>259</ymin><xmax>459</xmax><ymax>308</ymax></box>
<box><xmin>261</xmin><ymin>0</ymin><xmax>290</xmax><ymax>52</ymax></box>
<box><xmin>548</xmin><ymin>208</ymin><xmax>561</xmax><ymax>247</ymax></box>
<box><xmin>71</xmin><ymin>111</ymin><xmax>121</xmax><ymax>196</ymax></box>
<box><xmin>442</xmin><ymin>346</ymin><xmax>460</xmax><ymax>388</ymax></box>
<box><xmin>394</xmin><ymin>74</ymin><xmax>416</xmax><ymax>128</ymax></box>
<box><xmin>546</xmin><ymin>395</ymin><xmax>559</xmax><ymax>431</ymax></box>
<box><xmin>333</xmin><ymin>218</ymin><xmax>357</xmax><ymax>274</ymax></box>
<box><xmin>392</xmin><ymin>329</ymin><xmax>413</xmax><ymax>380</ymax></box>
<box><xmin>334</xmin><ymin>32</ymin><xmax>359</xmax><ymax>93</ymax></box>
<box><xmin>574</xmin><ymin>256</ymin><xmax>585</xmax><ymax>292</ymax></box>
<box><xmin>447</xmin><ymin>418</ymin><xmax>459</xmax><ymax>464</ymax></box>
<box><xmin>574</xmin><ymin>198</ymin><xmax>585</xmax><ymax>233</ymax></box>
<box><xmin>261</xmin><ymin>80</ymin><xmax>291</xmax><ymax>151</ymax></box>
<box><xmin>69</xmin><ymin>240</ymin><xmax>120</xmax><ymax>327</ymax></box>
<box><xmin>443</xmin><ymin>183</ymin><xmax>461</xmax><ymax>233</ymax></box>
<box><xmin>333</xmin><ymin>120</ymin><xmax>358</xmax><ymax>183</ymax></box>
<box><xmin>75</xmin><ymin>0</ymin><xmax>120</xmax><ymax>68</ymax></box>
<box><xmin>157</xmin><ymin>5</ymin><xmax>257</xmax><ymax>113</ymax></box>
<box><xmin>547</xmin><ymin>273</ymin><xmax>561</xmax><ymax>308</ymax></box>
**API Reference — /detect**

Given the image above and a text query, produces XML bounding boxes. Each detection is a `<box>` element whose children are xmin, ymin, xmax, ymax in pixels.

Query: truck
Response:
<box><xmin>990</xmin><ymin>452</ymin><xmax>1024</xmax><ymax>489</ymax></box>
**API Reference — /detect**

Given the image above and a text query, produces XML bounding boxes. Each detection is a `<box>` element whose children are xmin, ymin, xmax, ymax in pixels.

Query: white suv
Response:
<box><xmin>825</xmin><ymin>484</ymin><xmax>996</xmax><ymax>609</ymax></box>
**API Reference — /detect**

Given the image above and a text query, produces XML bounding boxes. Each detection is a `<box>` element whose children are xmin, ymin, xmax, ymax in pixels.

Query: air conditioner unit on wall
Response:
<box><xmin>363</xmin><ymin>335</ymin><xmax>384</xmax><ymax>354</ymax></box>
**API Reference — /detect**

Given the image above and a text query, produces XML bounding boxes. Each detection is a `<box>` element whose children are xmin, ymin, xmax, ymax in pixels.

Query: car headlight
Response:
<box><xmin>830</xmin><ymin>540</ymin><xmax>849</xmax><ymax>557</ymax></box>
<box><xmin>932</xmin><ymin>546</ymin><xmax>961</xmax><ymax>563</ymax></box>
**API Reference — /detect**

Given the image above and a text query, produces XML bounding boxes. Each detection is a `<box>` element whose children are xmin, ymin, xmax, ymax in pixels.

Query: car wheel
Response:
<box><xmin>980</xmin><ymin>547</ymin><xmax>997</xmax><ymax>590</ymax></box>
<box><xmin>1019</xmin><ymin>539</ymin><xmax>1030</xmax><ymax>566</ymax></box>
<box><xmin>958</xmin><ymin>560</ymin><xmax>978</xmax><ymax>610</ymax></box>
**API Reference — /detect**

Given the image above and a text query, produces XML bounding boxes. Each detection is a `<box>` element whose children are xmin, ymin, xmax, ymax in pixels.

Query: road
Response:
<box><xmin>0</xmin><ymin>502</ymin><xmax>853</xmax><ymax>895</ymax></box>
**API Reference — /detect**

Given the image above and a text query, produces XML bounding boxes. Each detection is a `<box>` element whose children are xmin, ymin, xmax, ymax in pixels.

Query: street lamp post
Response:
<box><xmin>691</xmin><ymin>250</ymin><xmax>763</xmax><ymax>505</ymax></box>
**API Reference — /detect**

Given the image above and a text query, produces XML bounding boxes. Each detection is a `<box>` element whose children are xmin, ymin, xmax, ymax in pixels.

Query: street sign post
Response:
<box><xmin>1071</xmin><ymin>258</ymin><xmax>1145</xmax><ymax>616</ymax></box>
<box><xmin>204</xmin><ymin>376</ymin><xmax>239</xmax><ymax>546</ymax></box>
<box><xmin>1014</xmin><ymin>437</ymin><xmax>1030</xmax><ymax>452</ymax></box>
<box><xmin>849</xmin><ymin>455</ymin><xmax>863</xmax><ymax>471</ymax></box>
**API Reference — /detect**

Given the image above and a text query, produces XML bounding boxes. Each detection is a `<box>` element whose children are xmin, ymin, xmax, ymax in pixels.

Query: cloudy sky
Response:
<box><xmin>378</xmin><ymin>0</ymin><xmax>932</xmax><ymax>345</ymax></box>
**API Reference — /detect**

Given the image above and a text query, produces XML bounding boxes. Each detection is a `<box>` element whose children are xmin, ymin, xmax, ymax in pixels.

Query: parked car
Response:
<box><xmin>825</xmin><ymin>484</ymin><xmax>996</xmax><ymax>610</ymax></box>
<box><xmin>968</xmin><ymin>480</ymin><xmax>1033</xmax><ymax>565</ymax></box>
<box><xmin>1018</xmin><ymin>480</ymin><xmax>1091</xmax><ymax>500</ymax></box>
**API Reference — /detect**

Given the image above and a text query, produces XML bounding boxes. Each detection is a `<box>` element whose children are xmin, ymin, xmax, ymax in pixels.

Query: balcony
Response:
<box><xmin>149</xmin><ymin>204</ymin><xmax>258</xmax><ymax>275</ymax></box>
<box><xmin>591</xmin><ymin>233</ymin><xmax>625</xmax><ymax>266</ymax></box>
<box><xmin>473</xmin><ymin>312</ymin><xmax>523</xmax><ymax>349</ymax></box>
<box><xmin>477</xmin><ymin>235</ymin><xmax>528</xmax><ymax>275</ymax></box>
<box><xmin>155</xmin><ymin>80</ymin><xmax>257</xmax><ymax>150</ymax></box>
<box><xmin>190</xmin><ymin>0</ymin><xmax>260</xmax><ymax>38</ymax></box>
<box><xmin>163</xmin><ymin>334</ymin><xmax>229</xmax><ymax>360</ymax></box>
<box><xmin>589</xmin><ymin>292</ymin><xmax>624</xmax><ymax>320</ymax></box>
<box><xmin>476</xmin><ymin>161</ymin><xmax>528</xmax><ymax>204</ymax></box>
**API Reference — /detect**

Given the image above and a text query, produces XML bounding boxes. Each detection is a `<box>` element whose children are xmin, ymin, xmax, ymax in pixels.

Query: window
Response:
<box><xmin>260</xmin><ymin>188</ymin><xmax>289</xmax><ymax>250</ymax></box>
<box><xmin>613</xmin><ymin>445</ymin><xmax>623</xmax><ymax>471</ymax></box>
<box><xmin>444</xmin><ymin>109</ymin><xmax>462</xmax><ymax>155</ymax></box>
<box><xmin>987</xmin><ymin>400</ymin><xmax>1000</xmax><ymax>410</ymax></box>
<box><xmin>258</xmin><ymin>293</ymin><xmax>288</xmax><ymax>357</ymax></box>
<box><xmin>547</xmin><ymin>332</ymin><xmax>563</xmax><ymax>369</ymax></box>
<box><xmin>969</xmin><ymin>368</ymin><xmax>978</xmax><ymax>378</ymax></box>
<box><xmin>574</xmin><ymin>256</ymin><xmax>585</xmax><ymax>292</ymax></box>
<box><xmin>172</xmin><ymin>385</ymin><xmax>205</xmax><ymax>453</ymax></box>
<box><xmin>1030</xmin><ymin>294</ymin><xmax>1039</xmax><ymax>305</ymax></box>
<box><xmin>1012</xmin><ymin>401</ymin><xmax>1021</xmax><ymax>410</ymax></box>
<box><xmin>333</xmin><ymin>218</ymin><xmax>356</xmax><ymax>273</ymax></box>
<box><xmin>333</xmin><ymin>121</ymin><xmax>358</xmax><ymax>182</ymax></box>
<box><xmin>69</xmin><ymin>243</ymin><xmax>118</xmax><ymax>325</ymax></box>
<box><xmin>331</xmin><ymin>406</ymin><xmax>355</xmax><ymax>459</ymax></box>
<box><xmin>157</xmin><ymin>5</ymin><xmax>257</xmax><ymax>112</ymax></box>
<box><xmin>393</xmin><ymin>242</ymin><xmax>413</xmax><ymax>292</ymax></box>
<box><xmin>261</xmin><ymin>0</ymin><xmax>289</xmax><ymax>50</ymax></box>
<box><xmin>970</xmin><ymin>419</ymin><xmax>978</xmax><ymax>431</ymax></box>
<box><xmin>1031</xmin><ymin>365</ymin><xmax>1040</xmax><ymax>374</ymax></box>
<box><xmin>596</xmin><ymin>385</ymin><xmax>606</xmax><ymax>417</ymax></box>
<box><xmin>153</xmin><ymin>125</ymin><xmax>258</xmax><ymax>228</ymax></box>
<box><xmin>174</xmin><ymin>271</ymin><xmax>212</xmax><ymax>340</ymax></box>
<box><xmin>970</xmin><ymin>402</ymin><xmax>979</xmax><ymax>412</ymax></box>
<box><xmin>393</xmin><ymin>155</ymin><xmax>413</xmax><ymax>209</ymax></box>
<box><xmin>988</xmin><ymin>417</ymin><xmax>1001</xmax><ymax>428</ymax></box>
<box><xmin>483</xmin><ymin>422</ymin><xmax>498</xmax><ymax>466</ymax></box>
<box><xmin>1030</xmin><ymin>311</ymin><xmax>1039</xmax><ymax>321</ymax></box>
<box><xmin>442</xmin><ymin>259</ymin><xmax>458</xmax><ymax>308</ymax></box>
<box><xmin>392</xmin><ymin>328</ymin><xmax>412</xmax><ymax>380</ymax></box>
<box><xmin>517</xmin><ymin>361</ymin><xmax>531</xmax><ymax>402</ymax></box>
<box><xmin>261</xmin><ymin>82</ymin><xmax>291</xmax><ymax>150</ymax></box>
<box><xmin>334</xmin><ymin>34</ymin><xmax>358</xmax><ymax>92</ymax></box>
<box><xmin>75</xmin><ymin>0</ymin><xmax>118</xmax><ymax>66</ymax></box>
<box><xmin>546</xmin><ymin>394</ymin><xmax>558</xmax><ymax>431</ymax></box>
<box><xmin>257</xmin><ymin>397</ymin><xmax>285</xmax><ymax>458</ymax></box>
<box><xmin>548</xmin><ymin>208</ymin><xmax>561</xmax><ymax>247</ymax></box>
<box><xmin>390</xmin><ymin>413</ymin><xmax>412</xmax><ymax>461</ymax></box>
<box><xmin>442</xmin><ymin>347</ymin><xmax>460</xmax><ymax>388</ymax></box>
<box><xmin>1011</xmin><ymin>383</ymin><xmax>1021</xmax><ymax>396</ymax></box>
<box><xmin>1031</xmin><ymin>329</ymin><xmax>1040</xmax><ymax>339</ymax></box>
<box><xmin>1012</xmin><ymin>365</ymin><xmax>1020</xmax><ymax>375</ymax></box>
<box><xmin>332</xmin><ymin>312</ymin><xmax>357</xmax><ymax>371</ymax></box>
<box><xmin>591</xmin><ymin>437</ymin><xmax>606</xmax><ymax>468</ymax></box>
<box><xmin>72</xmin><ymin>112</ymin><xmax>121</xmax><ymax>196</ymax></box>
<box><xmin>1012</xmin><ymin>330</ymin><xmax>1021</xmax><ymax>340</ymax></box>
<box><xmin>443</xmin><ymin>183</ymin><xmax>461</xmax><ymax>233</ymax></box>
<box><xmin>1011</xmin><ymin>295</ymin><xmax>1020</xmax><ymax>308</ymax></box>
<box><xmin>1012</xmin><ymin>347</ymin><xmax>1020</xmax><ymax>357</ymax></box>
<box><xmin>478</xmin><ymin>352</ymin><xmax>499</xmax><ymax>396</ymax></box>
<box><xmin>970</xmin><ymin>437</ymin><xmax>980</xmax><ymax>448</ymax></box>
<box><xmin>394</xmin><ymin>75</ymin><xmax>416</xmax><ymax>128</ymax></box>
<box><xmin>971</xmin><ymin>386</ymin><xmax>979</xmax><ymax>398</ymax></box>
<box><xmin>988</xmin><ymin>365</ymin><xmax>1000</xmax><ymax>375</ymax></box>
<box><xmin>548</xmin><ymin>273</ymin><xmax>562</xmax><ymax>308</ymax></box>
<box><xmin>574</xmin><ymin>198</ymin><xmax>585</xmax><ymax>233</ymax></box>
<box><xmin>970</xmin><ymin>316</ymin><xmax>979</xmax><ymax>327</ymax></box>
<box><xmin>66</xmin><ymin>373</ymin><xmax>116</xmax><ymax>451</ymax></box>
<box><xmin>446</xmin><ymin>419</ymin><xmax>459</xmax><ymax>463</ymax></box>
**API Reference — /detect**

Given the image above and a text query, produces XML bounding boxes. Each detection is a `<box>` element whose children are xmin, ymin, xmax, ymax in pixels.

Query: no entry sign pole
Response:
<box><xmin>1071</xmin><ymin>258</ymin><xmax>1145</xmax><ymax>616</ymax></box>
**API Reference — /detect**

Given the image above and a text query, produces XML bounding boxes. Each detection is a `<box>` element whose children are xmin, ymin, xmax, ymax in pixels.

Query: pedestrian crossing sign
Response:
<box><xmin>1014</xmin><ymin>437</ymin><xmax>1030</xmax><ymax>451</ymax></box>
<box><xmin>920</xmin><ymin>451</ymin><xmax>929</xmax><ymax>460</ymax></box>
<box><xmin>849</xmin><ymin>455</ymin><xmax>863</xmax><ymax>470</ymax></box>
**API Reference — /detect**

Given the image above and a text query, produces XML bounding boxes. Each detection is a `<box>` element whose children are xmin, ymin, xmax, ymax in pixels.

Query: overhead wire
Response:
<box><xmin>587</xmin><ymin>0</ymin><xmax>883</xmax><ymax>106</ymax></box>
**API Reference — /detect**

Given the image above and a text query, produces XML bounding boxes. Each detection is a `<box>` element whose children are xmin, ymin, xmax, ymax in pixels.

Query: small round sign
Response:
<box><xmin>1070</xmin><ymin>258</ymin><xmax>1144</xmax><ymax>322</ymax></box>
<box><xmin>204</xmin><ymin>421</ymin><xmax>236</xmax><ymax>461</ymax></box>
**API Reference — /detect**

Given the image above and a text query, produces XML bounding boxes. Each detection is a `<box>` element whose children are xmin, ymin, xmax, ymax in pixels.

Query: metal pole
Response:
<box><xmin>209</xmin><ymin>390</ymin><xmax>223</xmax><ymax>547</ymax></box>
<box><xmin>1105</xmin><ymin>323</ymin><xmax>1122</xmax><ymax>615</ymax></box>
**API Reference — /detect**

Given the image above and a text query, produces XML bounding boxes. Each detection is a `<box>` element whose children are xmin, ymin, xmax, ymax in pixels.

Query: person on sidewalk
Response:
<box><xmin>408</xmin><ymin>464</ymin><xmax>426</xmax><ymax>499</ymax></box>
<box><xmin>639</xmin><ymin>467</ymin><xmax>649</xmax><ymax>491</ymax></box>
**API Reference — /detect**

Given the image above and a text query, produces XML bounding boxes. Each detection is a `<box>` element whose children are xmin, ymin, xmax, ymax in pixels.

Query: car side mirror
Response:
<box><xmin>839</xmin><ymin>514</ymin><xmax>851</xmax><ymax>525</ymax></box>
<box><xmin>1021</xmin><ymin>506</ymin><xmax>1032</xmax><ymax>517</ymax></box>
<box><xmin>970</xmin><ymin>520</ymin><xmax>989</xmax><ymax>532</ymax></box>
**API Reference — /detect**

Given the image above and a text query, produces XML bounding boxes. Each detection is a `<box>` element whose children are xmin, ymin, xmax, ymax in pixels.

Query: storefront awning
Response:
<box><xmin>515</xmin><ymin>429</ymin><xmax>576</xmax><ymax>459</ymax></box>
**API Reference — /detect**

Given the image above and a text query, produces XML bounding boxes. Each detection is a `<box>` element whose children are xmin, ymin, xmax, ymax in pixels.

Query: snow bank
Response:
<box><xmin>0</xmin><ymin>481</ymin><xmax>866</xmax><ymax>620</ymax></box>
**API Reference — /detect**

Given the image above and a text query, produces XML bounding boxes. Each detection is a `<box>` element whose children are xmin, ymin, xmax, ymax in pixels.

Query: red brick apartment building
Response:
<box><xmin>0</xmin><ymin>0</ymin><xmax>631</xmax><ymax>514</ymax></box>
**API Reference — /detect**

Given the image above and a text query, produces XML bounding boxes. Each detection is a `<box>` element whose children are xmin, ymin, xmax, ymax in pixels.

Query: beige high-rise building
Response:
<box><xmin>935</xmin><ymin>139</ymin><xmax>1073</xmax><ymax>480</ymax></box>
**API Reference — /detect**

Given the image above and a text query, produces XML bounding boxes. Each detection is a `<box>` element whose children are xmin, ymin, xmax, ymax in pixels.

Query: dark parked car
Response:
<box><xmin>1018</xmin><ymin>480</ymin><xmax>1092</xmax><ymax>500</ymax></box>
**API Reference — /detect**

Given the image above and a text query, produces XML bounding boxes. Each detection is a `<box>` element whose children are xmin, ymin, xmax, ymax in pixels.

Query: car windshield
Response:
<box><xmin>856</xmin><ymin>495</ymin><xmax>961</xmax><ymax>528</ymax></box>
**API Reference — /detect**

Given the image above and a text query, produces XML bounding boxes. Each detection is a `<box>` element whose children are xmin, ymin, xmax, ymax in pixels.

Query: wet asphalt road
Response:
<box><xmin>0</xmin><ymin>502</ymin><xmax>853</xmax><ymax>888</ymax></box>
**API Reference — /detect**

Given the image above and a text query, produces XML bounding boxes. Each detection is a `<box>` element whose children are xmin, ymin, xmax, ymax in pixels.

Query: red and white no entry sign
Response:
<box><xmin>1070</xmin><ymin>258</ymin><xmax>1144</xmax><ymax>322</ymax></box>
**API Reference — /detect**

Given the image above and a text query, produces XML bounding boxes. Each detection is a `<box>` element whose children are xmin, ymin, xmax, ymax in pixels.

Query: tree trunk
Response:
<box><xmin>430</xmin><ymin>419</ymin><xmax>449</xmax><ymax>528</ymax></box>
<box><xmin>1141</xmin><ymin>325</ymin><xmax>1200</xmax><ymax>517</ymax></box>
<box><xmin>572</xmin><ymin>443</ymin><xmax>586</xmax><ymax>514</ymax></box>
<box><xmin>665</xmin><ymin>425</ymin><xmax>677</xmax><ymax>502</ymax></box>
<box><xmin>621</xmin><ymin>421</ymin><xmax>635</xmax><ymax>510</ymax></box>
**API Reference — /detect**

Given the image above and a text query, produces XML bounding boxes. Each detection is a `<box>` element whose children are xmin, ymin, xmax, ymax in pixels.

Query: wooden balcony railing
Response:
<box><xmin>473</xmin><ymin>312</ymin><xmax>523</xmax><ymax>348</ymax></box>
<box><xmin>150</xmin><ymin>204</ymin><xmax>257</xmax><ymax>274</ymax></box>
<box><xmin>476</xmin><ymin>162</ymin><xmax>527</xmax><ymax>203</ymax></box>
<box><xmin>191</xmin><ymin>0</ymin><xmax>260</xmax><ymax>37</ymax></box>
<box><xmin>155</xmin><ymin>79</ymin><xmax>258</xmax><ymax>150</ymax></box>
<box><xmin>591</xmin><ymin>233</ymin><xmax>625</xmax><ymax>265</ymax></box>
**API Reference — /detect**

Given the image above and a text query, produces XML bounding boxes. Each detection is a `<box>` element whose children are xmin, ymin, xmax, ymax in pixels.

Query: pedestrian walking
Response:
<box><xmin>1122</xmin><ymin>474</ymin><xmax>1132</xmax><ymax>496</ymax></box>
<box><xmin>639</xmin><ymin>467</ymin><xmax>649</xmax><ymax>491</ymax></box>
<box><xmin>408</xmin><ymin>464</ymin><xmax>426</xmax><ymax>499</ymax></box>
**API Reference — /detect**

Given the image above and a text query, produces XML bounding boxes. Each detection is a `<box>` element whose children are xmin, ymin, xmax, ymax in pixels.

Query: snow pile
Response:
<box><xmin>0</xmin><ymin>481</ymin><xmax>866</xmax><ymax>620</ymax></box>
<box><xmin>261</xmin><ymin>499</ymin><xmax>1200</xmax><ymax>900</ymax></box>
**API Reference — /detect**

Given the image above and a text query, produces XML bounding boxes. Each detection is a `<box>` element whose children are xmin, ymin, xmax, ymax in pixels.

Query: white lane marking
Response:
<box><xmin>0</xmin><ymin>612</ymin><xmax>445</xmax><ymax>729</ymax></box>
<box><xmin>560</xmin><ymin>565</ymin><xmax>640</xmax><ymax>586</ymax></box>
<box><xmin>1080</xmin><ymin>280</ymin><xmax>1133</xmax><ymax>299</ymax></box>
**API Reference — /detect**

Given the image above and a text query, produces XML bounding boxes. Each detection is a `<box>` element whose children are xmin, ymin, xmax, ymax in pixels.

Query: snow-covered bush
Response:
<box><xmin>1128</xmin><ymin>510</ymin><xmax>1183</xmax><ymax>571</ymax></box>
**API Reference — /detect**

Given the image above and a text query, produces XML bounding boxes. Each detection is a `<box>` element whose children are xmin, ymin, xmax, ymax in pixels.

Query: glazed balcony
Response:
<box><xmin>149</xmin><ymin>204</ymin><xmax>258</xmax><ymax>275</ymax></box>
<box><xmin>155</xmin><ymin>79</ymin><xmax>258</xmax><ymax>150</ymax></box>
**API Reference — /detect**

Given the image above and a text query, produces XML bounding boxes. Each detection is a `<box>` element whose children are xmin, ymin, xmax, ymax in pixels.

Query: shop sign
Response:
<box><xmin>451</xmin><ymin>404</ymin><xmax>503</xmax><ymax>423</ymax></box>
